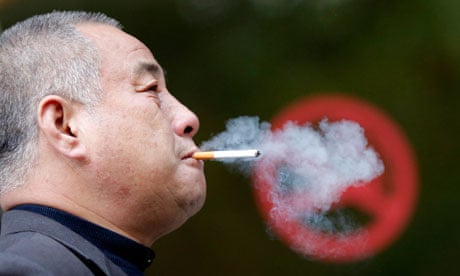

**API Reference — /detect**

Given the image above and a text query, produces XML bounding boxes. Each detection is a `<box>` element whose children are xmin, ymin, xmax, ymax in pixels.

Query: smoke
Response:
<box><xmin>201</xmin><ymin>116</ymin><xmax>384</xmax><ymax>250</ymax></box>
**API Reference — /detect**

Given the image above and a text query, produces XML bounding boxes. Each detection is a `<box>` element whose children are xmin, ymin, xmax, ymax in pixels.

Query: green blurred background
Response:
<box><xmin>1</xmin><ymin>0</ymin><xmax>459</xmax><ymax>275</ymax></box>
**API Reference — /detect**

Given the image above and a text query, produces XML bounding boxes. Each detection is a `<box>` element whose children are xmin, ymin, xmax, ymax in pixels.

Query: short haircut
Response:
<box><xmin>0</xmin><ymin>11</ymin><xmax>122</xmax><ymax>194</ymax></box>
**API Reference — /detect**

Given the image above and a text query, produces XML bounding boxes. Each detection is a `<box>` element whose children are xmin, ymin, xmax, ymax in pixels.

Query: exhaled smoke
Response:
<box><xmin>201</xmin><ymin>116</ymin><xmax>384</xmax><ymax>236</ymax></box>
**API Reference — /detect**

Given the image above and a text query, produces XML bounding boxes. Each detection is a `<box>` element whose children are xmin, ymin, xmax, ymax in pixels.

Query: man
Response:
<box><xmin>0</xmin><ymin>11</ymin><xmax>206</xmax><ymax>275</ymax></box>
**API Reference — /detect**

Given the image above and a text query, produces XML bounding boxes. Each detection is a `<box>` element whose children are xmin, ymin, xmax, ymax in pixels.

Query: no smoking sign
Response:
<box><xmin>252</xmin><ymin>94</ymin><xmax>418</xmax><ymax>263</ymax></box>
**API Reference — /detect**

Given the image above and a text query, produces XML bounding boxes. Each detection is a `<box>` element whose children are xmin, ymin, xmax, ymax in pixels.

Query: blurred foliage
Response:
<box><xmin>1</xmin><ymin>0</ymin><xmax>460</xmax><ymax>275</ymax></box>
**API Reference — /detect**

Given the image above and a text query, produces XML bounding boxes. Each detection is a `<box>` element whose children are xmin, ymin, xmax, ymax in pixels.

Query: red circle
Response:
<box><xmin>252</xmin><ymin>94</ymin><xmax>418</xmax><ymax>263</ymax></box>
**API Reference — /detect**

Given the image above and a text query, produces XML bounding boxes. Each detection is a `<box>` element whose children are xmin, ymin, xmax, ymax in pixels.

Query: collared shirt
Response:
<box><xmin>12</xmin><ymin>204</ymin><xmax>155</xmax><ymax>275</ymax></box>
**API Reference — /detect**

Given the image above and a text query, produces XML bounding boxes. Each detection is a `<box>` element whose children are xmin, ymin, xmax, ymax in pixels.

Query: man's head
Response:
<box><xmin>0</xmin><ymin>11</ymin><xmax>118</xmax><ymax>192</ymax></box>
<box><xmin>0</xmin><ymin>11</ymin><xmax>206</xmax><ymax>245</ymax></box>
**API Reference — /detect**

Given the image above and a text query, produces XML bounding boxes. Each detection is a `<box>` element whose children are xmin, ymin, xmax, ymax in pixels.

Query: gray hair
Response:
<box><xmin>0</xmin><ymin>11</ymin><xmax>122</xmax><ymax>194</ymax></box>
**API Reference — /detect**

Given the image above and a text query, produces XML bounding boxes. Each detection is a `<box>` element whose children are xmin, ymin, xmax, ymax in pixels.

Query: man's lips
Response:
<box><xmin>181</xmin><ymin>148</ymin><xmax>199</xmax><ymax>160</ymax></box>
<box><xmin>182</xmin><ymin>148</ymin><xmax>205</xmax><ymax>169</ymax></box>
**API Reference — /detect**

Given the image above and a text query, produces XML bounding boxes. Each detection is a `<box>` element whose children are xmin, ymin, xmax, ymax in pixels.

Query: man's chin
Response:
<box><xmin>183</xmin><ymin>189</ymin><xmax>206</xmax><ymax>218</ymax></box>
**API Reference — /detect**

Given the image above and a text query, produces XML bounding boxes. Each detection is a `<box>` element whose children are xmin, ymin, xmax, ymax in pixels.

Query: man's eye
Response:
<box><xmin>149</xmin><ymin>84</ymin><xmax>159</xmax><ymax>92</ymax></box>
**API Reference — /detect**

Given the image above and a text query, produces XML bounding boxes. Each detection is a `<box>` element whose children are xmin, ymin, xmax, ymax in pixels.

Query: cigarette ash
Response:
<box><xmin>200</xmin><ymin>116</ymin><xmax>384</xmax><ymax>251</ymax></box>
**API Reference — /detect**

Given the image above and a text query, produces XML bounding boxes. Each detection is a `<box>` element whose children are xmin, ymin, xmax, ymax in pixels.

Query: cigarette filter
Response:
<box><xmin>192</xmin><ymin>149</ymin><xmax>261</xmax><ymax>160</ymax></box>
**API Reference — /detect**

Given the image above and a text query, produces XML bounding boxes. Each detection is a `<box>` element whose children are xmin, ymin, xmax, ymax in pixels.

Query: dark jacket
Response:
<box><xmin>0</xmin><ymin>209</ymin><xmax>126</xmax><ymax>275</ymax></box>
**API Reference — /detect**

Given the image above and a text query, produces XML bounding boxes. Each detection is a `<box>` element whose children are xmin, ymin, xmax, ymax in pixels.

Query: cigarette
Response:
<box><xmin>192</xmin><ymin>149</ymin><xmax>261</xmax><ymax>160</ymax></box>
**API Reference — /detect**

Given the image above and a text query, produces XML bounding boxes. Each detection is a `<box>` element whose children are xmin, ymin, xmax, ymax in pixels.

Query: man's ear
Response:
<box><xmin>37</xmin><ymin>95</ymin><xmax>86</xmax><ymax>160</ymax></box>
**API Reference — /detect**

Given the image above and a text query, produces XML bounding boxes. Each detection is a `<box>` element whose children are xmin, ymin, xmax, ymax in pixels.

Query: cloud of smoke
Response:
<box><xmin>201</xmin><ymin>116</ymin><xmax>384</xmax><ymax>239</ymax></box>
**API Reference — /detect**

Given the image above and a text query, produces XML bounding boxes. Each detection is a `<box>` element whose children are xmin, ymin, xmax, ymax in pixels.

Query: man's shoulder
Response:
<box><xmin>0</xmin><ymin>230</ymin><xmax>76</xmax><ymax>259</ymax></box>
<box><xmin>0</xmin><ymin>231</ymin><xmax>95</xmax><ymax>275</ymax></box>
<box><xmin>0</xmin><ymin>251</ymin><xmax>50</xmax><ymax>275</ymax></box>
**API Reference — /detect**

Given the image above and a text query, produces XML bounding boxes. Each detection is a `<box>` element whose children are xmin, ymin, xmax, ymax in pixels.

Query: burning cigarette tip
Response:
<box><xmin>192</xmin><ymin>149</ymin><xmax>261</xmax><ymax>160</ymax></box>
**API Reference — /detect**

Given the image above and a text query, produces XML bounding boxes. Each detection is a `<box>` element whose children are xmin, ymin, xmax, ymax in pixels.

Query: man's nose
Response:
<box><xmin>170</xmin><ymin>97</ymin><xmax>200</xmax><ymax>138</ymax></box>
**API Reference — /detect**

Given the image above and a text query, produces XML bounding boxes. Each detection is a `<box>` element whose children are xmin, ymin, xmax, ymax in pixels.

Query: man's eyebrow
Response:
<box><xmin>133</xmin><ymin>62</ymin><xmax>163</xmax><ymax>78</ymax></box>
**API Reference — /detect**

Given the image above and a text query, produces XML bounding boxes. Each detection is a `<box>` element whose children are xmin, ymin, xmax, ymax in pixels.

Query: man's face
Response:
<box><xmin>77</xmin><ymin>24</ymin><xmax>206</xmax><ymax>239</ymax></box>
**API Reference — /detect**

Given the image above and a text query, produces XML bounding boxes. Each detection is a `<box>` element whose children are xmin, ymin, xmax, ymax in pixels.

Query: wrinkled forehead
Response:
<box><xmin>76</xmin><ymin>23</ymin><xmax>159</xmax><ymax>81</ymax></box>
